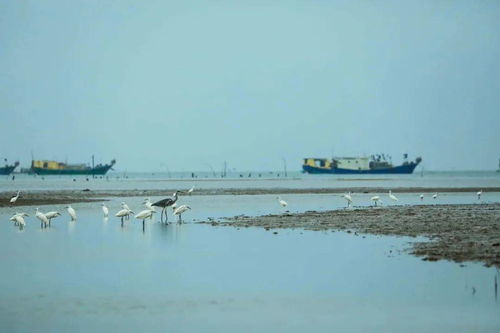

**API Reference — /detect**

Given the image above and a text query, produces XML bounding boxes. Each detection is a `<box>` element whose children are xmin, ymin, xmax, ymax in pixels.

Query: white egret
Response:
<box><xmin>420</xmin><ymin>194</ymin><xmax>424</xmax><ymax>201</ymax></box>
<box><xmin>277</xmin><ymin>196</ymin><xmax>288</xmax><ymax>208</ymax></box>
<box><xmin>135</xmin><ymin>209</ymin><xmax>156</xmax><ymax>231</ymax></box>
<box><xmin>121</xmin><ymin>202</ymin><xmax>131</xmax><ymax>219</ymax></box>
<box><xmin>44</xmin><ymin>211</ymin><xmax>61</xmax><ymax>227</ymax></box>
<box><xmin>477</xmin><ymin>190</ymin><xmax>482</xmax><ymax>200</ymax></box>
<box><xmin>115</xmin><ymin>208</ymin><xmax>133</xmax><ymax>225</ymax></box>
<box><xmin>66</xmin><ymin>205</ymin><xmax>77</xmax><ymax>221</ymax></box>
<box><xmin>173</xmin><ymin>204</ymin><xmax>191</xmax><ymax>223</ymax></box>
<box><xmin>35</xmin><ymin>208</ymin><xmax>49</xmax><ymax>228</ymax></box>
<box><xmin>187</xmin><ymin>185</ymin><xmax>195</xmax><ymax>195</ymax></box>
<box><xmin>14</xmin><ymin>214</ymin><xmax>26</xmax><ymax>229</ymax></box>
<box><xmin>9</xmin><ymin>191</ymin><xmax>20</xmax><ymax>205</ymax></box>
<box><xmin>388</xmin><ymin>190</ymin><xmax>399</xmax><ymax>202</ymax></box>
<box><xmin>10</xmin><ymin>212</ymin><xmax>28</xmax><ymax>220</ymax></box>
<box><xmin>143</xmin><ymin>198</ymin><xmax>156</xmax><ymax>219</ymax></box>
<box><xmin>143</xmin><ymin>198</ymin><xmax>153</xmax><ymax>209</ymax></box>
<box><xmin>432</xmin><ymin>193</ymin><xmax>438</xmax><ymax>200</ymax></box>
<box><xmin>10</xmin><ymin>212</ymin><xmax>28</xmax><ymax>226</ymax></box>
<box><xmin>371</xmin><ymin>196</ymin><xmax>381</xmax><ymax>207</ymax></box>
<box><xmin>342</xmin><ymin>192</ymin><xmax>353</xmax><ymax>207</ymax></box>
<box><xmin>102</xmin><ymin>204</ymin><xmax>109</xmax><ymax>217</ymax></box>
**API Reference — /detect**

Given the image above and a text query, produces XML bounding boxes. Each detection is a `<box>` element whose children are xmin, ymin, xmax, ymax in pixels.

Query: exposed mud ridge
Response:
<box><xmin>1</xmin><ymin>187</ymin><xmax>499</xmax><ymax>207</ymax></box>
<box><xmin>202</xmin><ymin>204</ymin><xmax>500</xmax><ymax>267</ymax></box>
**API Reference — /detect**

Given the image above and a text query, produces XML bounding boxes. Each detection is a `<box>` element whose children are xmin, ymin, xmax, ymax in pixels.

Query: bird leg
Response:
<box><xmin>178</xmin><ymin>214</ymin><xmax>182</xmax><ymax>223</ymax></box>
<box><xmin>160</xmin><ymin>208</ymin><xmax>164</xmax><ymax>223</ymax></box>
<box><xmin>142</xmin><ymin>219</ymin><xmax>145</xmax><ymax>232</ymax></box>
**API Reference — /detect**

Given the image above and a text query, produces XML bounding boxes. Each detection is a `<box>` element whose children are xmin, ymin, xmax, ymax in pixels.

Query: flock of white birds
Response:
<box><xmin>6</xmin><ymin>187</ymin><xmax>485</xmax><ymax>231</ymax></box>
<box><xmin>7</xmin><ymin>186</ymin><xmax>195</xmax><ymax>231</ymax></box>
<box><xmin>337</xmin><ymin>189</ymin><xmax>484</xmax><ymax>208</ymax></box>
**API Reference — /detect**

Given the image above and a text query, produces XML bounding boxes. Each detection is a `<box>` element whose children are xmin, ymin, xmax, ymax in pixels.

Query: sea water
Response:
<box><xmin>0</xmin><ymin>190</ymin><xmax>499</xmax><ymax>332</ymax></box>
<box><xmin>1</xmin><ymin>170</ymin><xmax>500</xmax><ymax>192</ymax></box>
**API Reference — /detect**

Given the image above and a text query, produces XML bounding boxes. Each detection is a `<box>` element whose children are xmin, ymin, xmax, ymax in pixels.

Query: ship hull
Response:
<box><xmin>0</xmin><ymin>165</ymin><xmax>17</xmax><ymax>175</ymax></box>
<box><xmin>31</xmin><ymin>165</ymin><xmax>113</xmax><ymax>176</ymax></box>
<box><xmin>303</xmin><ymin>163</ymin><xmax>419</xmax><ymax>174</ymax></box>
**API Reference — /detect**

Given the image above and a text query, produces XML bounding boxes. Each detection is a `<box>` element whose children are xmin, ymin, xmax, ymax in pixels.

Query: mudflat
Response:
<box><xmin>1</xmin><ymin>187</ymin><xmax>499</xmax><ymax>207</ymax></box>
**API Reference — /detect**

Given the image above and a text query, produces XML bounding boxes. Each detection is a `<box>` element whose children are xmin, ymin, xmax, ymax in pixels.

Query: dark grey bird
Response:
<box><xmin>152</xmin><ymin>191</ymin><xmax>180</xmax><ymax>223</ymax></box>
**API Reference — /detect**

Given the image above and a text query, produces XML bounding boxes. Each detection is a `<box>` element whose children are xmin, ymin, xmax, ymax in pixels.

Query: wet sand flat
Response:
<box><xmin>203</xmin><ymin>204</ymin><xmax>500</xmax><ymax>267</ymax></box>
<box><xmin>1</xmin><ymin>187</ymin><xmax>499</xmax><ymax>207</ymax></box>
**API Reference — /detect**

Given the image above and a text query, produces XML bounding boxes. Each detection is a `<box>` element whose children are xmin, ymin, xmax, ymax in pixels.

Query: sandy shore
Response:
<box><xmin>1</xmin><ymin>187</ymin><xmax>499</xmax><ymax>207</ymax></box>
<box><xmin>202</xmin><ymin>204</ymin><xmax>500</xmax><ymax>267</ymax></box>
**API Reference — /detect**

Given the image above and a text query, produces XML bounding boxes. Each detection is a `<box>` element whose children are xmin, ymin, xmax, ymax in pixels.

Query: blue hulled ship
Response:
<box><xmin>303</xmin><ymin>154</ymin><xmax>422</xmax><ymax>174</ymax></box>
<box><xmin>0</xmin><ymin>161</ymin><xmax>19</xmax><ymax>175</ymax></box>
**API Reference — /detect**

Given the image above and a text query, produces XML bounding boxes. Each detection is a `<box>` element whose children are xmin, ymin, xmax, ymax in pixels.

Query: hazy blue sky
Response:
<box><xmin>1</xmin><ymin>0</ymin><xmax>499</xmax><ymax>171</ymax></box>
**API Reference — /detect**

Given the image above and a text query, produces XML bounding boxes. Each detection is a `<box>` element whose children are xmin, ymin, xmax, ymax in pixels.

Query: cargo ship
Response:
<box><xmin>0</xmin><ymin>160</ymin><xmax>19</xmax><ymax>175</ymax></box>
<box><xmin>303</xmin><ymin>154</ymin><xmax>422</xmax><ymax>174</ymax></box>
<box><xmin>31</xmin><ymin>158</ymin><xmax>116</xmax><ymax>176</ymax></box>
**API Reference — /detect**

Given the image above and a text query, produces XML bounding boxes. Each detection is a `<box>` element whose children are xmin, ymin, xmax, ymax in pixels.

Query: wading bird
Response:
<box><xmin>15</xmin><ymin>214</ymin><xmax>26</xmax><ymax>229</ymax></box>
<box><xmin>115</xmin><ymin>208</ymin><xmax>133</xmax><ymax>226</ymax></box>
<box><xmin>173</xmin><ymin>204</ymin><xmax>191</xmax><ymax>223</ymax></box>
<box><xmin>135</xmin><ymin>209</ymin><xmax>156</xmax><ymax>231</ymax></box>
<box><xmin>371</xmin><ymin>196</ymin><xmax>381</xmax><ymax>207</ymax></box>
<box><xmin>420</xmin><ymin>194</ymin><xmax>424</xmax><ymax>201</ymax></box>
<box><xmin>10</xmin><ymin>212</ymin><xmax>28</xmax><ymax>227</ymax></box>
<box><xmin>35</xmin><ymin>208</ymin><xmax>49</xmax><ymax>228</ymax></box>
<box><xmin>152</xmin><ymin>192</ymin><xmax>180</xmax><ymax>223</ymax></box>
<box><xmin>102</xmin><ymin>204</ymin><xmax>109</xmax><ymax>217</ymax></box>
<box><xmin>9</xmin><ymin>191</ymin><xmax>20</xmax><ymax>205</ymax></box>
<box><xmin>121</xmin><ymin>202</ymin><xmax>131</xmax><ymax>219</ymax></box>
<box><xmin>66</xmin><ymin>205</ymin><xmax>77</xmax><ymax>221</ymax></box>
<box><xmin>477</xmin><ymin>190</ymin><xmax>482</xmax><ymax>200</ymax></box>
<box><xmin>432</xmin><ymin>193</ymin><xmax>438</xmax><ymax>200</ymax></box>
<box><xmin>277</xmin><ymin>196</ymin><xmax>288</xmax><ymax>208</ymax></box>
<box><xmin>187</xmin><ymin>185</ymin><xmax>195</xmax><ymax>195</ymax></box>
<box><xmin>388</xmin><ymin>190</ymin><xmax>399</xmax><ymax>202</ymax></box>
<box><xmin>143</xmin><ymin>198</ymin><xmax>156</xmax><ymax>219</ymax></box>
<box><xmin>44</xmin><ymin>211</ymin><xmax>61</xmax><ymax>227</ymax></box>
<box><xmin>143</xmin><ymin>198</ymin><xmax>156</xmax><ymax>211</ymax></box>
<box><xmin>342</xmin><ymin>192</ymin><xmax>353</xmax><ymax>207</ymax></box>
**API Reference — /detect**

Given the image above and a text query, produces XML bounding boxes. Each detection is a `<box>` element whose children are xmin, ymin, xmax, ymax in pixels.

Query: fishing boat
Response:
<box><xmin>0</xmin><ymin>161</ymin><xmax>19</xmax><ymax>175</ymax></box>
<box><xmin>31</xmin><ymin>158</ymin><xmax>116</xmax><ymax>176</ymax></box>
<box><xmin>303</xmin><ymin>154</ymin><xmax>422</xmax><ymax>174</ymax></box>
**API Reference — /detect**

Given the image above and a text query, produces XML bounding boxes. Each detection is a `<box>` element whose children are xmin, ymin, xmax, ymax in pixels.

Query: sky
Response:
<box><xmin>1</xmin><ymin>0</ymin><xmax>499</xmax><ymax>172</ymax></box>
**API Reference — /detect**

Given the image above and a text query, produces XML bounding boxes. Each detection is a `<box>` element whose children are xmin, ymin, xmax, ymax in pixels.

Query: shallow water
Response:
<box><xmin>1</xmin><ymin>170</ymin><xmax>500</xmax><ymax>192</ymax></box>
<box><xmin>1</xmin><ymin>195</ymin><xmax>499</xmax><ymax>332</ymax></box>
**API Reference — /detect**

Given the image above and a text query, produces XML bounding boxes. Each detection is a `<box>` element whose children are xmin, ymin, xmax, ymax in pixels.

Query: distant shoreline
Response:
<box><xmin>1</xmin><ymin>187</ymin><xmax>499</xmax><ymax>208</ymax></box>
